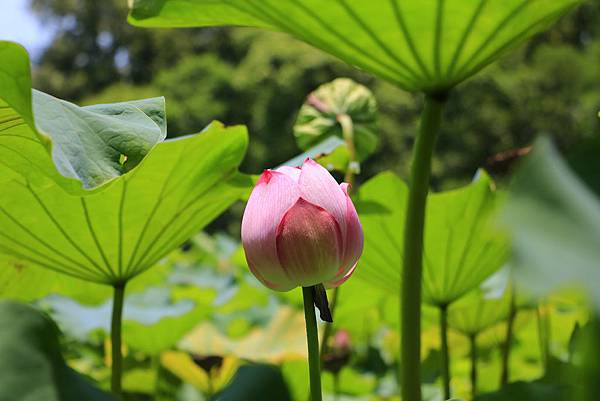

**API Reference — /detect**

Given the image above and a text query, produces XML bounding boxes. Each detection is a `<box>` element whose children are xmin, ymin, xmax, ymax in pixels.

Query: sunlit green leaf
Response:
<box><xmin>354</xmin><ymin>171</ymin><xmax>508</xmax><ymax>306</ymax></box>
<box><xmin>331</xmin><ymin>271</ymin><xmax>395</xmax><ymax>338</ymax></box>
<box><xmin>504</xmin><ymin>137</ymin><xmax>600</xmax><ymax>311</ymax></box>
<box><xmin>122</xmin><ymin>368</ymin><xmax>156</xmax><ymax>394</ymax></box>
<box><xmin>0</xmin><ymin>41</ymin><xmax>166</xmax><ymax>192</ymax></box>
<box><xmin>294</xmin><ymin>78</ymin><xmax>378</xmax><ymax>162</ymax></box>
<box><xmin>448</xmin><ymin>270</ymin><xmax>512</xmax><ymax>337</ymax></box>
<box><xmin>129</xmin><ymin>0</ymin><xmax>581</xmax><ymax>92</ymax></box>
<box><xmin>322</xmin><ymin>367</ymin><xmax>378</xmax><ymax>396</ymax></box>
<box><xmin>0</xmin><ymin>257</ymin><xmax>172</xmax><ymax>305</ymax></box>
<box><xmin>0</xmin><ymin>301</ymin><xmax>116</xmax><ymax>401</ymax></box>
<box><xmin>0</xmin><ymin>122</ymin><xmax>249</xmax><ymax>285</ymax></box>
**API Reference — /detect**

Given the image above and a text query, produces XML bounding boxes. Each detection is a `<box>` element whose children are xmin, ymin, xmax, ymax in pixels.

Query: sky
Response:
<box><xmin>0</xmin><ymin>0</ymin><xmax>54</xmax><ymax>59</ymax></box>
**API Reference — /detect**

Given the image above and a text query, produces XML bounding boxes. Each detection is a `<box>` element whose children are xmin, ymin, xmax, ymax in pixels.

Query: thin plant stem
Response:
<box><xmin>536</xmin><ymin>300</ymin><xmax>552</xmax><ymax>375</ymax></box>
<box><xmin>333</xmin><ymin>373</ymin><xmax>340</xmax><ymax>401</ymax></box>
<box><xmin>338</xmin><ymin>113</ymin><xmax>357</xmax><ymax>187</ymax></box>
<box><xmin>111</xmin><ymin>282</ymin><xmax>126</xmax><ymax>396</ymax></box>
<box><xmin>500</xmin><ymin>286</ymin><xmax>517</xmax><ymax>387</ymax></box>
<box><xmin>440</xmin><ymin>304</ymin><xmax>451</xmax><ymax>400</ymax></box>
<box><xmin>470</xmin><ymin>333</ymin><xmax>478</xmax><ymax>399</ymax></box>
<box><xmin>401</xmin><ymin>93</ymin><xmax>447</xmax><ymax>401</ymax></box>
<box><xmin>303</xmin><ymin>286</ymin><xmax>323</xmax><ymax>401</ymax></box>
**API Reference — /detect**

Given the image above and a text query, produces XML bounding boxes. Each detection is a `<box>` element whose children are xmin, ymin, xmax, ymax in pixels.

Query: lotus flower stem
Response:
<box><xmin>470</xmin><ymin>333</ymin><xmax>478</xmax><ymax>398</ymax></box>
<box><xmin>401</xmin><ymin>93</ymin><xmax>446</xmax><ymax>401</ymax></box>
<box><xmin>500</xmin><ymin>286</ymin><xmax>517</xmax><ymax>386</ymax></box>
<box><xmin>440</xmin><ymin>304</ymin><xmax>451</xmax><ymax>400</ymax></box>
<box><xmin>303</xmin><ymin>286</ymin><xmax>323</xmax><ymax>401</ymax></box>
<box><xmin>111</xmin><ymin>282</ymin><xmax>126</xmax><ymax>396</ymax></box>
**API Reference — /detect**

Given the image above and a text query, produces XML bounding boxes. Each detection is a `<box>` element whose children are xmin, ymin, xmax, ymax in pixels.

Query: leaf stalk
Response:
<box><xmin>470</xmin><ymin>333</ymin><xmax>478</xmax><ymax>398</ymax></box>
<box><xmin>111</xmin><ymin>282</ymin><xmax>126</xmax><ymax>396</ymax></box>
<box><xmin>440</xmin><ymin>304</ymin><xmax>451</xmax><ymax>400</ymax></box>
<box><xmin>401</xmin><ymin>93</ymin><xmax>446</xmax><ymax>401</ymax></box>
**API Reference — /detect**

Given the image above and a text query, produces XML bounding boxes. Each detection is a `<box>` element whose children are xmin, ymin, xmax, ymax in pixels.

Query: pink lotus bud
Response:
<box><xmin>241</xmin><ymin>158</ymin><xmax>363</xmax><ymax>291</ymax></box>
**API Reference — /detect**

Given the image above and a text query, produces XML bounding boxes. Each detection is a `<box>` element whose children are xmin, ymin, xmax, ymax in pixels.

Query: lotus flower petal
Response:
<box><xmin>241</xmin><ymin>170</ymin><xmax>299</xmax><ymax>291</ymax></box>
<box><xmin>298</xmin><ymin>158</ymin><xmax>348</xmax><ymax>238</ymax></box>
<box><xmin>275</xmin><ymin>198</ymin><xmax>343</xmax><ymax>287</ymax></box>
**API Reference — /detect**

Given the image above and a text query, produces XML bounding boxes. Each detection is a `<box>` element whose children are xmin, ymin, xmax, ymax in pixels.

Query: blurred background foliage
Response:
<box><xmin>4</xmin><ymin>0</ymin><xmax>599</xmax><ymax>400</ymax></box>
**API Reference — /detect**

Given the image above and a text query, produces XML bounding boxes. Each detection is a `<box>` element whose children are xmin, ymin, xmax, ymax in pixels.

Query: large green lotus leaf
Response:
<box><xmin>0</xmin><ymin>301</ymin><xmax>116</xmax><ymax>401</ymax></box>
<box><xmin>294</xmin><ymin>78</ymin><xmax>378</xmax><ymax>162</ymax></box>
<box><xmin>0</xmin><ymin>122</ymin><xmax>249</xmax><ymax>284</ymax></box>
<box><xmin>354</xmin><ymin>171</ymin><xmax>508</xmax><ymax>306</ymax></box>
<box><xmin>503</xmin><ymin>137</ymin><xmax>600</xmax><ymax>311</ymax></box>
<box><xmin>423</xmin><ymin>171</ymin><xmax>509</xmax><ymax>305</ymax></box>
<box><xmin>447</xmin><ymin>271</ymin><xmax>512</xmax><ymax>336</ymax></box>
<box><xmin>330</xmin><ymin>268</ymin><xmax>397</xmax><ymax>338</ymax></box>
<box><xmin>0</xmin><ymin>41</ymin><xmax>166</xmax><ymax>193</ymax></box>
<box><xmin>0</xmin><ymin>257</ymin><xmax>172</xmax><ymax>305</ymax></box>
<box><xmin>129</xmin><ymin>0</ymin><xmax>581</xmax><ymax>92</ymax></box>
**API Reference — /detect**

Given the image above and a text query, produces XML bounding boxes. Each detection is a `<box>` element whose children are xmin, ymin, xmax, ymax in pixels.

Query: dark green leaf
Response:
<box><xmin>0</xmin><ymin>301</ymin><xmax>116</xmax><ymax>401</ymax></box>
<box><xmin>567</xmin><ymin>134</ymin><xmax>600</xmax><ymax>198</ymax></box>
<box><xmin>214</xmin><ymin>364</ymin><xmax>292</xmax><ymax>401</ymax></box>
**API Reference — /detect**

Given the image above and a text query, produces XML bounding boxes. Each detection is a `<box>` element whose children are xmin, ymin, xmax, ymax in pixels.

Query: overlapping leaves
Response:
<box><xmin>354</xmin><ymin>171</ymin><xmax>508</xmax><ymax>306</ymax></box>
<box><xmin>129</xmin><ymin>0</ymin><xmax>581</xmax><ymax>92</ymax></box>
<box><xmin>0</xmin><ymin>41</ymin><xmax>166</xmax><ymax>193</ymax></box>
<box><xmin>0</xmin><ymin>122</ymin><xmax>249</xmax><ymax>284</ymax></box>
